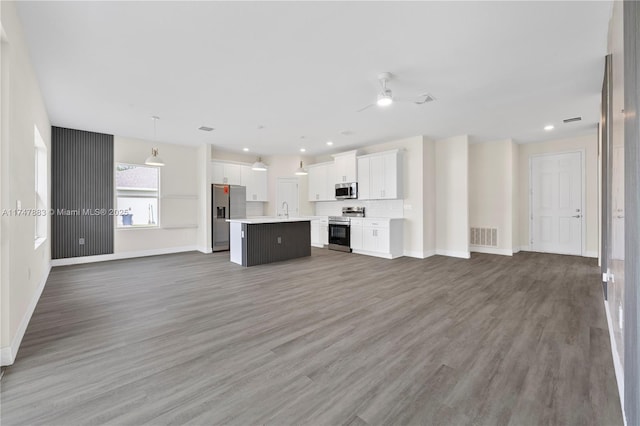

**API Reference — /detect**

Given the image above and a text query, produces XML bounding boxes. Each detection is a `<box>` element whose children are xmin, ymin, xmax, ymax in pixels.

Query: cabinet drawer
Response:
<box><xmin>363</xmin><ymin>219</ymin><xmax>390</xmax><ymax>228</ymax></box>
<box><xmin>350</xmin><ymin>218</ymin><xmax>364</xmax><ymax>227</ymax></box>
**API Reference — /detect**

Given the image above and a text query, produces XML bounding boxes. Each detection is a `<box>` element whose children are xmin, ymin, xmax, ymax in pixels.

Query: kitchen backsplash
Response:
<box><xmin>246</xmin><ymin>202</ymin><xmax>265</xmax><ymax>217</ymax></box>
<box><xmin>314</xmin><ymin>199</ymin><xmax>404</xmax><ymax>218</ymax></box>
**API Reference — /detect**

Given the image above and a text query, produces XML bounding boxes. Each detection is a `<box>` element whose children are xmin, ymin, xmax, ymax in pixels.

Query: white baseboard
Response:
<box><xmin>197</xmin><ymin>246</ymin><xmax>213</xmax><ymax>254</ymax></box>
<box><xmin>604</xmin><ymin>300</ymin><xmax>626</xmax><ymax>426</ymax></box>
<box><xmin>584</xmin><ymin>250</ymin><xmax>598</xmax><ymax>258</ymax></box>
<box><xmin>1</xmin><ymin>263</ymin><xmax>51</xmax><ymax>366</ymax></box>
<box><xmin>51</xmin><ymin>246</ymin><xmax>199</xmax><ymax>267</ymax></box>
<box><xmin>435</xmin><ymin>249</ymin><xmax>471</xmax><ymax>259</ymax></box>
<box><xmin>519</xmin><ymin>245</ymin><xmax>532</xmax><ymax>252</ymax></box>
<box><xmin>512</xmin><ymin>247</ymin><xmax>521</xmax><ymax>254</ymax></box>
<box><xmin>470</xmin><ymin>246</ymin><xmax>513</xmax><ymax>256</ymax></box>
<box><xmin>403</xmin><ymin>249</ymin><xmax>435</xmax><ymax>259</ymax></box>
<box><xmin>352</xmin><ymin>249</ymin><xmax>404</xmax><ymax>259</ymax></box>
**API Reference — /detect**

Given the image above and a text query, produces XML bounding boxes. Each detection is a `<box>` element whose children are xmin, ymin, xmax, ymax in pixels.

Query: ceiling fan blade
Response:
<box><xmin>395</xmin><ymin>93</ymin><xmax>436</xmax><ymax>105</ymax></box>
<box><xmin>357</xmin><ymin>103</ymin><xmax>375</xmax><ymax>113</ymax></box>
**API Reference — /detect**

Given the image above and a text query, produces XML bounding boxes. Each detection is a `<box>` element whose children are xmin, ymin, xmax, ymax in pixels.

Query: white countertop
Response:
<box><xmin>227</xmin><ymin>217</ymin><xmax>312</xmax><ymax>224</ymax></box>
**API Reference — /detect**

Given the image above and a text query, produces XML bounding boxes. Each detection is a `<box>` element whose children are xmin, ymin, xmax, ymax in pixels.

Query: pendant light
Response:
<box><xmin>294</xmin><ymin>160</ymin><xmax>308</xmax><ymax>176</ymax></box>
<box><xmin>252</xmin><ymin>157</ymin><xmax>268</xmax><ymax>171</ymax></box>
<box><xmin>145</xmin><ymin>116</ymin><xmax>165</xmax><ymax>166</ymax></box>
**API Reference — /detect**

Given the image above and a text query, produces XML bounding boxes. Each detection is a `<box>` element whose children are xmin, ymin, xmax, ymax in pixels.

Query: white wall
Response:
<box><xmin>114</xmin><ymin>136</ymin><xmax>200</xmax><ymax>254</ymax></box>
<box><xmin>1</xmin><ymin>1</ymin><xmax>52</xmax><ymax>365</ymax></box>
<box><xmin>517</xmin><ymin>132</ymin><xmax>598</xmax><ymax>256</ymax></box>
<box><xmin>469</xmin><ymin>139</ymin><xmax>516</xmax><ymax>255</ymax></box>
<box><xmin>435</xmin><ymin>135</ymin><xmax>470</xmax><ymax>258</ymax></box>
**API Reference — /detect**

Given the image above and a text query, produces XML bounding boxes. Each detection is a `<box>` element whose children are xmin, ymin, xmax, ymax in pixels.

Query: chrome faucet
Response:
<box><xmin>282</xmin><ymin>201</ymin><xmax>289</xmax><ymax>218</ymax></box>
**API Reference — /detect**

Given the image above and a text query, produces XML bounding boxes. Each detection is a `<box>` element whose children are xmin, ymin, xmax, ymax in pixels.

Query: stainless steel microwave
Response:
<box><xmin>335</xmin><ymin>182</ymin><xmax>358</xmax><ymax>200</ymax></box>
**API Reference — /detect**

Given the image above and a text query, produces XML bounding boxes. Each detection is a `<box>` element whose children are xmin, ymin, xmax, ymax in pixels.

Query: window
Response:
<box><xmin>115</xmin><ymin>164</ymin><xmax>160</xmax><ymax>228</ymax></box>
<box><xmin>34</xmin><ymin>126</ymin><xmax>47</xmax><ymax>247</ymax></box>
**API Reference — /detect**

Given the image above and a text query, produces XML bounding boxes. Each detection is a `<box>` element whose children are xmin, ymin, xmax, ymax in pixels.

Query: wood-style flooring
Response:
<box><xmin>0</xmin><ymin>249</ymin><xmax>623</xmax><ymax>425</ymax></box>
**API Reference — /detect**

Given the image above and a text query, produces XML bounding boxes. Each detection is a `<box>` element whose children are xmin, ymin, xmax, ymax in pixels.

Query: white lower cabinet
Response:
<box><xmin>350</xmin><ymin>218</ymin><xmax>403</xmax><ymax>259</ymax></box>
<box><xmin>311</xmin><ymin>217</ymin><xmax>329</xmax><ymax>247</ymax></box>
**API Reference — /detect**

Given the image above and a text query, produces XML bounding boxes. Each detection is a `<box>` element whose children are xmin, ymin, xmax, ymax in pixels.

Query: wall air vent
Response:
<box><xmin>198</xmin><ymin>126</ymin><xmax>214</xmax><ymax>131</ymax></box>
<box><xmin>563</xmin><ymin>116</ymin><xmax>582</xmax><ymax>124</ymax></box>
<box><xmin>470</xmin><ymin>227</ymin><xmax>498</xmax><ymax>247</ymax></box>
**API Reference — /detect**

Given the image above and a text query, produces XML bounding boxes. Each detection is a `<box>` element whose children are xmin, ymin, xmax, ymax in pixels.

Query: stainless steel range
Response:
<box><xmin>328</xmin><ymin>207</ymin><xmax>365</xmax><ymax>252</ymax></box>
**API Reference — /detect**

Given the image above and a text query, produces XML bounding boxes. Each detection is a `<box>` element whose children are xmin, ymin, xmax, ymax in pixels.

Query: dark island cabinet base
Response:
<box><xmin>241</xmin><ymin>221</ymin><xmax>311</xmax><ymax>266</ymax></box>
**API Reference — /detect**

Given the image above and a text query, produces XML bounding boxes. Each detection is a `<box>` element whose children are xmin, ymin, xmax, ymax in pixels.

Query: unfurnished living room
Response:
<box><xmin>1</xmin><ymin>1</ymin><xmax>639</xmax><ymax>425</ymax></box>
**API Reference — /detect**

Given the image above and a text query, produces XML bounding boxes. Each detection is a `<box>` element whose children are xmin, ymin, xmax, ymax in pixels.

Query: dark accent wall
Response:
<box><xmin>601</xmin><ymin>54</ymin><xmax>612</xmax><ymax>300</ymax></box>
<box><xmin>624</xmin><ymin>2</ymin><xmax>640</xmax><ymax>424</ymax></box>
<box><xmin>52</xmin><ymin>127</ymin><xmax>114</xmax><ymax>259</ymax></box>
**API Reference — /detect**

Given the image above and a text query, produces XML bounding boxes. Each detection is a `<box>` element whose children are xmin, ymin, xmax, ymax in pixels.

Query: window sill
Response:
<box><xmin>116</xmin><ymin>225</ymin><xmax>161</xmax><ymax>231</ymax></box>
<box><xmin>34</xmin><ymin>237</ymin><xmax>47</xmax><ymax>250</ymax></box>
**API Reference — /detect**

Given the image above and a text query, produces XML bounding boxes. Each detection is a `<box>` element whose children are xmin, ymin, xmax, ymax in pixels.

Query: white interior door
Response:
<box><xmin>612</xmin><ymin>145</ymin><xmax>625</xmax><ymax>260</ymax></box>
<box><xmin>276</xmin><ymin>178</ymin><xmax>299</xmax><ymax>217</ymax></box>
<box><xmin>531</xmin><ymin>152</ymin><xmax>583</xmax><ymax>255</ymax></box>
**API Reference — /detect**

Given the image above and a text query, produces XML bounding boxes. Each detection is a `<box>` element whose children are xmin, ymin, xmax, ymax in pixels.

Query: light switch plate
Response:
<box><xmin>16</xmin><ymin>200</ymin><xmax>21</xmax><ymax>210</ymax></box>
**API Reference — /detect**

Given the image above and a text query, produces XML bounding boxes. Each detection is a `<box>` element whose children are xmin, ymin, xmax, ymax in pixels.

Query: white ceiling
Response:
<box><xmin>16</xmin><ymin>1</ymin><xmax>612</xmax><ymax>156</ymax></box>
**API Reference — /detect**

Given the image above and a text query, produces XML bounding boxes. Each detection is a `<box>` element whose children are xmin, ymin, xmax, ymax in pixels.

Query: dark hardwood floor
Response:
<box><xmin>0</xmin><ymin>249</ymin><xmax>623</xmax><ymax>425</ymax></box>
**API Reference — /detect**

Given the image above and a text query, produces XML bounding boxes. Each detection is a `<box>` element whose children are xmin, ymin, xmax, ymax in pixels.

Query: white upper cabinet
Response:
<box><xmin>356</xmin><ymin>150</ymin><xmax>402</xmax><ymax>200</ymax></box>
<box><xmin>211</xmin><ymin>161</ymin><xmax>242</xmax><ymax>185</ymax></box>
<box><xmin>308</xmin><ymin>163</ymin><xmax>328</xmax><ymax>201</ymax></box>
<box><xmin>307</xmin><ymin>162</ymin><xmax>335</xmax><ymax>202</ymax></box>
<box><xmin>331</xmin><ymin>150</ymin><xmax>358</xmax><ymax>183</ymax></box>
<box><xmin>240</xmin><ymin>165</ymin><xmax>268</xmax><ymax>202</ymax></box>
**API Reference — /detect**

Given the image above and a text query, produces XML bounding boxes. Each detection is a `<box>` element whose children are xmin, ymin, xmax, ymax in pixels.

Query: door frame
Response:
<box><xmin>528</xmin><ymin>149</ymin><xmax>586</xmax><ymax>256</ymax></box>
<box><xmin>275</xmin><ymin>177</ymin><xmax>299</xmax><ymax>216</ymax></box>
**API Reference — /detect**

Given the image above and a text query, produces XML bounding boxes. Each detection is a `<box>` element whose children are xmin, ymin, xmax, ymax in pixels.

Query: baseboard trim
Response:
<box><xmin>604</xmin><ymin>300</ymin><xmax>626</xmax><ymax>426</ymax></box>
<box><xmin>470</xmin><ymin>246</ymin><xmax>513</xmax><ymax>256</ymax></box>
<box><xmin>197</xmin><ymin>246</ymin><xmax>213</xmax><ymax>254</ymax></box>
<box><xmin>352</xmin><ymin>249</ymin><xmax>403</xmax><ymax>259</ymax></box>
<box><xmin>403</xmin><ymin>249</ymin><xmax>435</xmax><ymax>259</ymax></box>
<box><xmin>1</xmin><ymin>263</ymin><xmax>51</xmax><ymax>366</ymax></box>
<box><xmin>435</xmin><ymin>249</ymin><xmax>471</xmax><ymax>259</ymax></box>
<box><xmin>51</xmin><ymin>246</ymin><xmax>199</xmax><ymax>266</ymax></box>
<box><xmin>584</xmin><ymin>250</ymin><xmax>598</xmax><ymax>259</ymax></box>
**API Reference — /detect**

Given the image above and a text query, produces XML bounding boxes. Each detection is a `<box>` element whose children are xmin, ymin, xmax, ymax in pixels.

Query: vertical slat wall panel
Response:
<box><xmin>244</xmin><ymin>222</ymin><xmax>311</xmax><ymax>266</ymax></box>
<box><xmin>624</xmin><ymin>2</ymin><xmax>640</xmax><ymax>423</ymax></box>
<box><xmin>52</xmin><ymin>127</ymin><xmax>114</xmax><ymax>259</ymax></box>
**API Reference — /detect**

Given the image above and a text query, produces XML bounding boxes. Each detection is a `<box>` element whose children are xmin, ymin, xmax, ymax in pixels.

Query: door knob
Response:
<box><xmin>572</xmin><ymin>215</ymin><xmax>582</xmax><ymax>218</ymax></box>
<box><xmin>617</xmin><ymin>215</ymin><xmax>625</xmax><ymax>219</ymax></box>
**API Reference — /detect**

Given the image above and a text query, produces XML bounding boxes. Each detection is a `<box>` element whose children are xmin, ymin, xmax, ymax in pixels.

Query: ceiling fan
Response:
<box><xmin>357</xmin><ymin>72</ymin><xmax>435</xmax><ymax>112</ymax></box>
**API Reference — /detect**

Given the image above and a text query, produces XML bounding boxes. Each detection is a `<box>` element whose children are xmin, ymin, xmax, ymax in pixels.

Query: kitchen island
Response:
<box><xmin>227</xmin><ymin>217</ymin><xmax>311</xmax><ymax>266</ymax></box>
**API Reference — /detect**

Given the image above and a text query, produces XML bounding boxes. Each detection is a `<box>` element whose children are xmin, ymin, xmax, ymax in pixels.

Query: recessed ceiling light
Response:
<box><xmin>544</xmin><ymin>125</ymin><xmax>554</xmax><ymax>131</ymax></box>
<box><xmin>243</xmin><ymin>148</ymin><xmax>249</xmax><ymax>152</ymax></box>
<box><xmin>326</xmin><ymin>141</ymin><xmax>333</xmax><ymax>146</ymax></box>
<box><xmin>339</xmin><ymin>130</ymin><xmax>353</xmax><ymax>136</ymax></box>
<box><xmin>300</xmin><ymin>148</ymin><xmax>306</xmax><ymax>152</ymax></box>
<box><xmin>198</xmin><ymin>126</ymin><xmax>214</xmax><ymax>132</ymax></box>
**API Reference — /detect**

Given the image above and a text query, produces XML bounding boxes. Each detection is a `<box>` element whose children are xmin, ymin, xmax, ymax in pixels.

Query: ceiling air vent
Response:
<box><xmin>415</xmin><ymin>93</ymin><xmax>436</xmax><ymax>105</ymax></box>
<box><xmin>198</xmin><ymin>126</ymin><xmax>214</xmax><ymax>131</ymax></box>
<box><xmin>563</xmin><ymin>116</ymin><xmax>582</xmax><ymax>124</ymax></box>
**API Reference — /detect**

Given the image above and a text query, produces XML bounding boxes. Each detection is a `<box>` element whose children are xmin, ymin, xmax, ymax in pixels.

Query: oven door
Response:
<box><xmin>328</xmin><ymin>223</ymin><xmax>351</xmax><ymax>252</ymax></box>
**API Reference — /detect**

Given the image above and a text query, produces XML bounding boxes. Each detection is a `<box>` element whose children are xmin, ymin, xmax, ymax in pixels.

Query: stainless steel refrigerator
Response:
<box><xmin>212</xmin><ymin>184</ymin><xmax>247</xmax><ymax>252</ymax></box>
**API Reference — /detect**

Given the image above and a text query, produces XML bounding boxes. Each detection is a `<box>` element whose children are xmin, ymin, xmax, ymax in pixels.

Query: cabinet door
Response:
<box><xmin>350</xmin><ymin>223</ymin><xmax>364</xmax><ymax>250</ymax></box>
<box><xmin>224</xmin><ymin>164</ymin><xmax>242</xmax><ymax>185</ymax></box>
<box><xmin>320</xmin><ymin>223</ymin><xmax>329</xmax><ymax>245</ymax></box>
<box><xmin>240</xmin><ymin>166</ymin><xmax>254</xmax><ymax>201</ymax></box>
<box><xmin>325</xmin><ymin>163</ymin><xmax>335</xmax><ymax>200</ymax></box>
<box><xmin>333</xmin><ymin>156</ymin><xmax>346</xmax><ymax>183</ymax></box>
<box><xmin>382</xmin><ymin>152</ymin><xmax>398</xmax><ymax>199</ymax></box>
<box><xmin>362</xmin><ymin>227</ymin><xmax>377</xmax><ymax>251</ymax></box>
<box><xmin>358</xmin><ymin>157</ymin><xmax>371</xmax><ymax>200</ymax></box>
<box><xmin>311</xmin><ymin>220</ymin><xmax>320</xmax><ymax>246</ymax></box>
<box><xmin>308</xmin><ymin>165</ymin><xmax>327</xmax><ymax>201</ymax></box>
<box><xmin>211</xmin><ymin>162</ymin><xmax>225</xmax><ymax>183</ymax></box>
<box><xmin>369</xmin><ymin>156</ymin><xmax>385</xmax><ymax>199</ymax></box>
<box><xmin>254</xmin><ymin>170</ymin><xmax>268</xmax><ymax>201</ymax></box>
<box><xmin>375</xmin><ymin>227</ymin><xmax>389</xmax><ymax>253</ymax></box>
